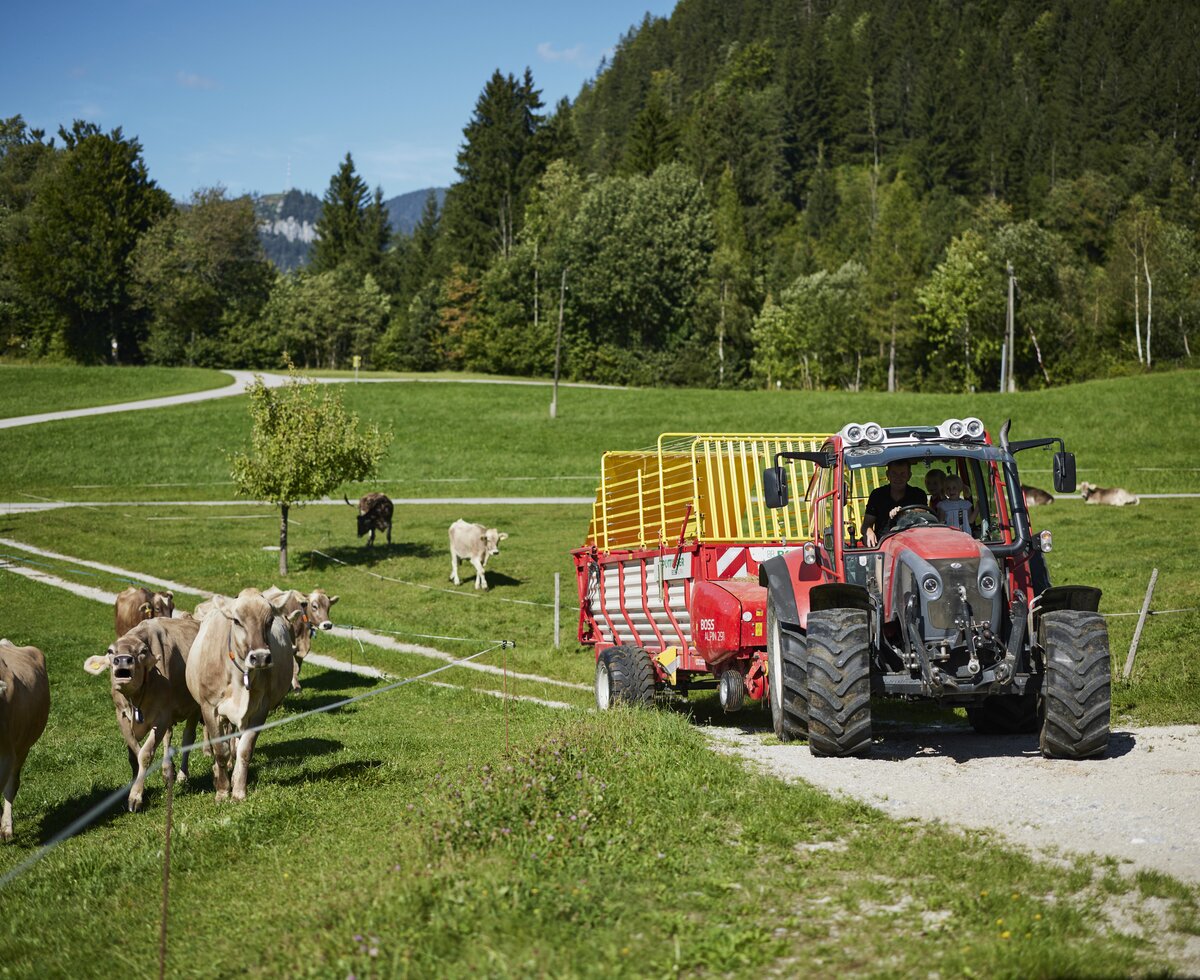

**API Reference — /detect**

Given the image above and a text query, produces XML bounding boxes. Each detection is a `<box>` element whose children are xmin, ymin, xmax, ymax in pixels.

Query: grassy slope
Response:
<box><xmin>0</xmin><ymin>369</ymin><xmax>1196</xmax><ymax>501</ymax></box>
<box><xmin>0</xmin><ymin>574</ymin><xmax>1168</xmax><ymax>978</ymax></box>
<box><xmin>0</xmin><ymin>369</ymin><xmax>1198</xmax><ymax>974</ymax></box>
<box><xmin>0</xmin><ymin>364</ymin><xmax>229</xmax><ymax>419</ymax></box>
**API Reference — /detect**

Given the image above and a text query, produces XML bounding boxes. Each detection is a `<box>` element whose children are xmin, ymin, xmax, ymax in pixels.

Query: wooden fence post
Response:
<box><xmin>1122</xmin><ymin>567</ymin><xmax>1158</xmax><ymax>682</ymax></box>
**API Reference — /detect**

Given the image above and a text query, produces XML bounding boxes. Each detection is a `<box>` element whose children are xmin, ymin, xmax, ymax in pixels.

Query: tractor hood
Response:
<box><xmin>880</xmin><ymin>527</ymin><xmax>1004</xmax><ymax>631</ymax></box>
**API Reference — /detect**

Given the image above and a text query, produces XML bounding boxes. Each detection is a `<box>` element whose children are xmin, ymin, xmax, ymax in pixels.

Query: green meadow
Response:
<box><xmin>0</xmin><ymin>363</ymin><xmax>229</xmax><ymax>419</ymax></box>
<box><xmin>0</xmin><ymin>366</ymin><xmax>1198</xmax><ymax>976</ymax></box>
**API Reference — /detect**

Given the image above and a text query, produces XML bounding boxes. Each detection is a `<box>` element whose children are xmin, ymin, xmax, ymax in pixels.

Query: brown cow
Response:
<box><xmin>84</xmin><ymin>617</ymin><xmax>201</xmax><ymax>812</ymax></box>
<box><xmin>261</xmin><ymin>586</ymin><xmax>339</xmax><ymax>691</ymax></box>
<box><xmin>114</xmin><ymin>586</ymin><xmax>175</xmax><ymax>637</ymax></box>
<box><xmin>1022</xmin><ymin>485</ymin><xmax>1055</xmax><ymax>506</ymax></box>
<box><xmin>1080</xmin><ymin>481</ymin><xmax>1140</xmax><ymax>506</ymax></box>
<box><xmin>0</xmin><ymin>639</ymin><xmax>50</xmax><ymax>842</ymax></box>
<box><xmin>185</xmin><ymin>590</ymin><xmax>300</xmax><ymax>802</ymax></box>
<box><xmin>346</xmin><ymin>492</ymin><xmax>393</xmax><ymax>546</ymax></box>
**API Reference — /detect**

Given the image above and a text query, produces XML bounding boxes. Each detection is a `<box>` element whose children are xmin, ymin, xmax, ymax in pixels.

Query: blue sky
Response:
<box><xmin>3</xmin><ymin>0</ymin><xmax>676</xmax><ymax>201</ymax></box>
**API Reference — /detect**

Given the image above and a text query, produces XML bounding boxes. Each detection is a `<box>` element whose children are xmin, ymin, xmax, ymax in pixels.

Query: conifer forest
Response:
<box><xmin>2</xmin><ymin>0</ymin><xmax>1197</xmax><ymax>391</ymax></box>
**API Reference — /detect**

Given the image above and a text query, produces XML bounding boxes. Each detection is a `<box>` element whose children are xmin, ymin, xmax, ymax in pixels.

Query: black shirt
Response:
<box><xmin>864</xmin><ymin>483</ymin><xmax>928</xmax><ymax>537</ymax></box>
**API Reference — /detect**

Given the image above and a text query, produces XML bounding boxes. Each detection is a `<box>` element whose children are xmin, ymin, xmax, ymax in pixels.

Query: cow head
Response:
<box><xmin>213</xmin><ymin>593</ymin><xmax>276</xmax><ymax>676</ymax></box>
<box><xmin>85</xmin><ymin>634</ymin><xmax>157</xmax><ymax>701</ymax></box>
<box><xmin>484</xmin><ymin>529</ymin><xmax>509</xmax><ymax>556</ymax></box>
<box><xmin>152</xmin><ymin>591</ymin><xmax>175</xmax><ymax>619</ymax></box>
<box><xmin>306</xmin><ymin>589</ymin><xmax>338</xmax><ymax>632</ymax></box>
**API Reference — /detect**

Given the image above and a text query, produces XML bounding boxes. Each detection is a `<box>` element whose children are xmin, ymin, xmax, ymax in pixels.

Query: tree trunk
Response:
<box><xmin>888</xmin><ymin>322</ymin><xmax>896</xmax><ymax>393</ymax></box>
<box><xmin>279</xmin><ymin>503</ymin><xmax>289</xmax><ymax>577</ymax></box>
<box><xmin>1133</xmin><ymin>267</ymin><xmax>1144</xmax><ymax>364</ymax></box>
<box><xmin>718</xmin><ymin>280</ymin><xmax>727</xmax><ymax>386</ymax></box>
<box><xmin>533</xmin><ymin>240</ymin><xmax>539</xmax><ymax>329</ymax></box>
<box><xmin>1144</xmin><ymin>251</ymin><xmax>1153</xmax><ymax>369</ymax></box>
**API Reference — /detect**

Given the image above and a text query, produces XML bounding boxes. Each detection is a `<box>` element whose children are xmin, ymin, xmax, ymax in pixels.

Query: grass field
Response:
<box><xmin>0</xmin><ymin>369</ymin><xmax>1196</xmax><ymax>502</ymax></box>
<box><xmin>0</xmin><ymin>363</ymin><xmax>229</xmax><ymax>419</ymax></box>
<box><xmin>0</xmin><ymin>365</ymin><xmax>1198</xmax><ymax>975</ymax></box>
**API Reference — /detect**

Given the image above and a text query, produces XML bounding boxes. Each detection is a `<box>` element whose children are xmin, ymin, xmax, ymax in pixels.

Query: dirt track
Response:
<box><xmin>708</xmin><ymin>722</ymin><xmax>1200</xmax><ymax>883</ymax></box>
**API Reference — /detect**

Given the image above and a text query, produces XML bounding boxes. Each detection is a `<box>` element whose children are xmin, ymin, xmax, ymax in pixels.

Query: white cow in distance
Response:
<box><xmin>449</xmin><ymin>520</ymin><xmax>509</xmax><ymax>590</ymax></box>
<box><xmin>1080</xmin><ymin>481</ymin><xmax>1140</xmax><ymax>506</ymax></box>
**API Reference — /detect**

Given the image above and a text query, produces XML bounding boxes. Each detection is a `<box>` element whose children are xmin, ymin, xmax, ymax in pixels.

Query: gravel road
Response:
<box><xmin>707</xmin><ymin>722</ymin><xmax>1200</xmax><ymax>883</ymax></box>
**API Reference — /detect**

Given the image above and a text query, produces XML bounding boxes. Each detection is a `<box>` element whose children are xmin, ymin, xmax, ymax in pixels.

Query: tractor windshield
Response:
<box><xmin>842</xmin><ymin>444</ymin><xmax>1022</xmax><ymax>548</ymax></box>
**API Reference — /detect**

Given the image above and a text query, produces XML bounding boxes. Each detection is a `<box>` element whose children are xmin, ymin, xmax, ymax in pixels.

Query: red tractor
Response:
<box><xmin>572</xmin><ymin>421</ymin><xmax>1110</xmax><ymax>761</ymax></box>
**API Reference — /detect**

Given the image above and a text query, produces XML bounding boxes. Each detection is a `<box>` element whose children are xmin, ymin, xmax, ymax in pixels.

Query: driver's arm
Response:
<box><xmin>862</xmin><ymin>513</ymin><xmax>878</xmax><ymax>548</ymax></box>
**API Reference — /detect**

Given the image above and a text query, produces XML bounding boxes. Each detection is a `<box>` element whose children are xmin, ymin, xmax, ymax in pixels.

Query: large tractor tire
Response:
<box><xmin>805</xmin><ymin>608</ymin><xmax>872</xmax><ymax>758</ymax></box>
<box><xmin>595</xmin><ymin>644</ymin><xmax>656</xmax><ymax>710</ymax></box>
<box><xmin>966</xmin><ymin>685</ymin><xmax>1041</xmax><ymax>735</ymax></box>
<box><xmin>767</xmin><ymin>598</ymin><xmax>808</xmax><ymax>741</ymax></box>
<box><xmin>1039</xmin><ymin>611</ymin><xmax>1111</xmax><ymax>759</ymax></box>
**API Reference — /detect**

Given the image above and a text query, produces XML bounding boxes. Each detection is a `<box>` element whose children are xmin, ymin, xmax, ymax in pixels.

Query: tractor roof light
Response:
<box><xmin>838</xmin><ymin>421</ymin><xmax>886</xmax><ymax>446</ymax></box>
<box><xmin>938</xmin><ymin>417</ymin><xmax>987</xmax><ymax>441</ymax></box>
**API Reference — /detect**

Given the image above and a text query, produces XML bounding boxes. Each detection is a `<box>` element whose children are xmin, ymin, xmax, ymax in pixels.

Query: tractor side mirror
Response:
<box><xmin>1053</xmin><ymin>452</ymin><xmax>1076</xmax><ymax>494</ymax></box>
<box><xmin>763</xmin><ymin>466</ymin><xmax>789</xmax><ymax>509</ymax></box>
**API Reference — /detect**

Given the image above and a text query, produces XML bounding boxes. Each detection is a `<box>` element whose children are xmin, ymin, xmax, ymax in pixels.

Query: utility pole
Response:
<box><xmin>550</xmin><ymin>268</ymin><xmax>567</xmax><ymax>419</ymax></box>
<box><xmin>1006</xmin><ymin>262</ymin><xmax>1016</xmax><ymax>393</ymax></box>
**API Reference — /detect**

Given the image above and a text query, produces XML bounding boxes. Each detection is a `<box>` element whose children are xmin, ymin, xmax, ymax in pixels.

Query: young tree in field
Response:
<box><xmin>230</xmin><ymin>371</ymin><xmax>392</xmax><ymax>576</ymax></box>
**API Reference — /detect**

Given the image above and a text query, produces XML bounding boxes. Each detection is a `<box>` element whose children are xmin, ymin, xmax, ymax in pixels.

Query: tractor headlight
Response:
<box><xmin>864</xmin><ymin>422</ymin><xmax>884</xmax><ymax>443</ymax></box>
<box><xmin>922</xmin><ymin>574</ymin><xmax>940</xmax><ymax>596</ymax></box>
<box><xmin>948</xmin><ymin>419</ymin><xmax>965</xmax><ymax>438</ymax></box>
<box><xmin>964</xmin><ymin>417</ymin><xmax>984</xmax><ymax>438</ymax></box>
<box><xmin>802</xmin><ymin>542</ymin><xmax>817</xmax><ymax>565</ymax></box>
<box><xmin>979</xmin><ymin>573</ymin><xmax>998</xmax><ymax>596</ymax></box>
<box><xmin>844</xmin><ymin>424</ymin><xmax>864</xmax><ymax>443</ymax></box>
<box><xmin>1038</xmin><ymin>530</ymin><xmax>1053</xmax><ymax>553</ymax></box>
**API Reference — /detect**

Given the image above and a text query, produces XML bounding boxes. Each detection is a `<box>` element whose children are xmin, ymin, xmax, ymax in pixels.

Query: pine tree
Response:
<box><xmin>443</xmin><ymin>68</ymin><xmax>546</xmax><ymax>269</ymax></box>
<box><xmin>310</xmin><ymin>153</ymin><xmax>381</xmax><ymax>275</ymax></box>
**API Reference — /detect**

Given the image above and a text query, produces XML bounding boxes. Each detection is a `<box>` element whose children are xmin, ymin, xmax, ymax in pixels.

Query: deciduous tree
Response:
<box><xmin>230</xmin><ymin>370</ymin><xmax>391</xmax><ymax>576</ymax></box>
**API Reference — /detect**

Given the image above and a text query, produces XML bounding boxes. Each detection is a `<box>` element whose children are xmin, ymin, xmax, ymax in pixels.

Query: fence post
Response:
<box><xmin>554</xmin><ymin>573</ymin><xmax>561</xmax><ymax>649</ymax></box>
<box><xmin>1123</xmin><ymin>567</ymin><xmax>1158</xmax><ymax>681</ymax></box>
<box><xmin>159</xmin><ymin>746</ymin><xmax>175</xmax><ymax>980</ymax></box>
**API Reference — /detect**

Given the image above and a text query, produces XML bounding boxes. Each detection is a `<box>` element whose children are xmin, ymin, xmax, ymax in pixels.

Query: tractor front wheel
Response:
<box><xmin>595</xmin><ymin>645</ymin><xmax>656</xmax><ymax>710</ymax></box>
<box><xmin>806</xmin><ymin>608</ymin><xmax>872</xmax><ymax>757</ymax></box>
<box><xmin>1039</xmin><ymin>611</ymin><xmax>1111</xmax><ymax>759</ymax></box>
<box><xmin>767</xmin><ymin>598</ymin><xmax>808</xmax><ymax>741</ymax></box>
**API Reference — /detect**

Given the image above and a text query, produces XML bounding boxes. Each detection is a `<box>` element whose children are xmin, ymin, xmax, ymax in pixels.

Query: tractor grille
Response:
<box><xmin>927</xmin><ymin>558</ymin><xmax>988</xmax><ymax>631</ymax></box>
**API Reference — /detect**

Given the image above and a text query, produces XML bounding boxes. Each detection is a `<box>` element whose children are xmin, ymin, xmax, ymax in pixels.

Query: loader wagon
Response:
<box><xmin>571</xmin><ymin>432</ymin><xmax>886</xmax><ymax>710</ymax></box>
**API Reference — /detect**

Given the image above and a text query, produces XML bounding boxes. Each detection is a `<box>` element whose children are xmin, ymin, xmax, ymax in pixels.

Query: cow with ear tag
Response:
<box><xmin>84</xmin><ymin>617</ymin><xmax>201</xmax><ymax>812</ymax></box>
<box><xmin>185</xmin><ymin>588</ymin><xmax>302</xmax><ymax>802</ymax></box>
<box><xmin>261</xmin><ymin>586</ymin><xmax>339</xmax><ymax>691</ymax></box>
<box><xmin>114</xmin><ymin>586</ymin><xmax>176</xmax><ymax>638</ymax></box>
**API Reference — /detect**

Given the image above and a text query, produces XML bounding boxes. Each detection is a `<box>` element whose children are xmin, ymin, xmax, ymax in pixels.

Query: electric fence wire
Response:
<box><xmin>310</xmin><ymin>548</ymin><xmax>557</xmax><ymax>608</ymax></box>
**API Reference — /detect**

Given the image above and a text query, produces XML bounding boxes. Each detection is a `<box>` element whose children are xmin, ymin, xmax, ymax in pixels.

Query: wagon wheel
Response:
<box><xmin>595</xmin><ymin>645</ymin><xmax>655</xmax><ymax>709</ymax></box>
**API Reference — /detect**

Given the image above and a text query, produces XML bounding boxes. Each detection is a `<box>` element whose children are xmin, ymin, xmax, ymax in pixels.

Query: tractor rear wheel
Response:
<box><xmin>595</xmin><ymin>645</ymin><xmax>656</xmax><ymax>710</ymax></box>
<box><xmin>767</xmin><ymin>598</ymin><xmax>807</xmax><ymax>741</ymax></box>
<box><xmin>806</xmin><ymin>608</ymin><xmax>872</xmax><ymax>757</ymax></box>
<box><xmin>1039</xmin><ymin>611</ymin><xmax>1111</xmax><ymax>759</ymax></box>
<box><xmin>966</xmin><ymin>685</ymin><xmax>1040</xmax><ymax>735</ymax></box>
